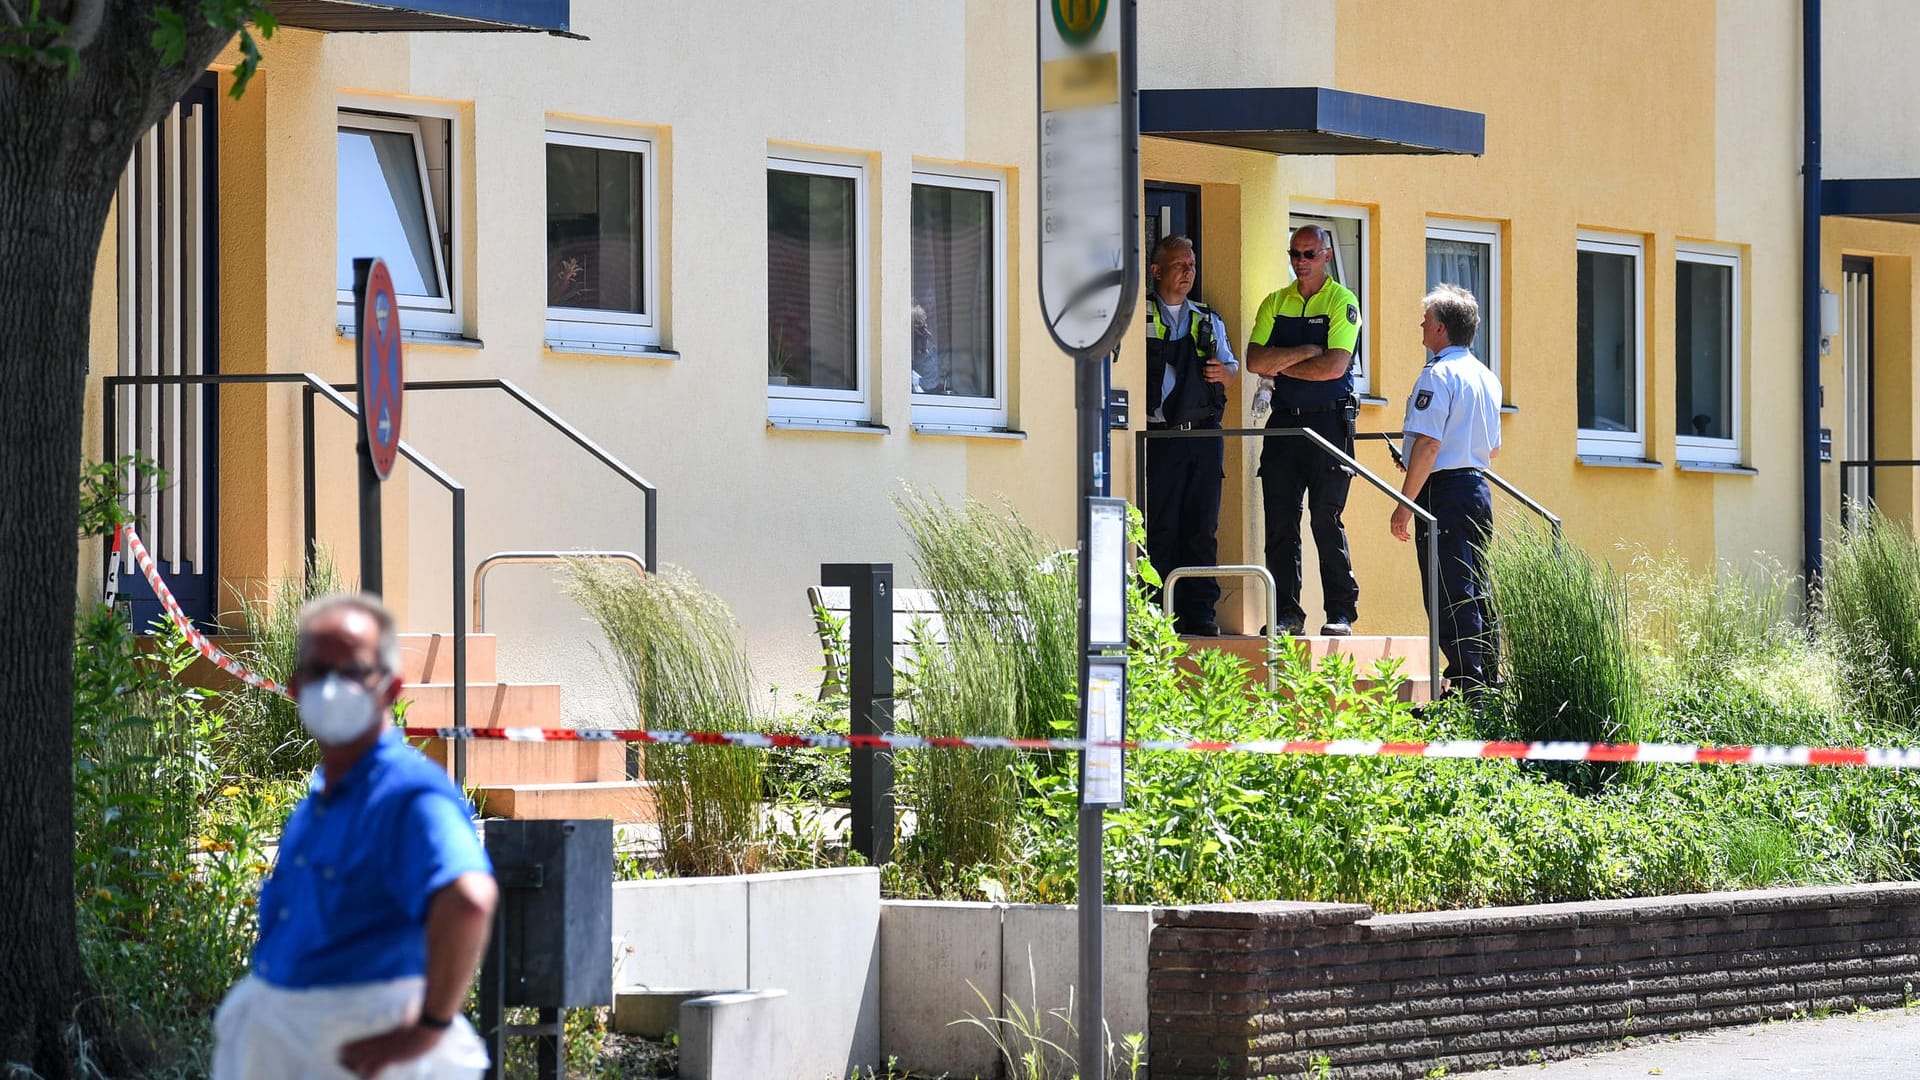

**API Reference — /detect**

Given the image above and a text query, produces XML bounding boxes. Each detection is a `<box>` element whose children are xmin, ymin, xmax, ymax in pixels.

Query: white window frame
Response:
<box><xmin>767</xmin><ymin>155</ymin><xmax>870</xmax><ymax>423</ymax></box>
<box><xmin>1674</xmin><ymin>243</ymin><xmax>1743</xmax><ymax>466</ymax></box>
<box><xmin>1575</xmin><ymin>230</ymin><xmax>1647</xmax><ymax>459</ymax></box>
<box><xmin>909</xmin><ymin>168</ymin><xmax>1008</xmax><ymax>430</ymax></box>
<box><xmin>1425</xmin><ymin>218</ymin><xmax>1502</xmax><ymax>382</ymax></box>
<box><xmin>1288</xmin><ymin>202</ymin><xmax>1371</xmax><ymax>398</ymax></box>
<box><xmin>543</xmin><ymin>127</ymin><xmax>661</xmax><ymax>351</ymax></box>
<box><xmin>335</xmin><ymin>102</ymin><xmax>463</xmax><ymax>338</ymax></box>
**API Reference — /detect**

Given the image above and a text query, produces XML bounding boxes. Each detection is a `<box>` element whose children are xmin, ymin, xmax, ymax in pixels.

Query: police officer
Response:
<box><xmin>1246</xmin><ymin>224</ymin><xmax>1362</xmax><ymax>636</ymax></box>
<box><xmin>1144</xmin><ymin>234</ymin><xmax>1237</xmax><ymax>636</ymax></box>
<box><xmin>1391</xmin><ymin>284</ymin><xmax>1504</xmax><ymax>693</ymax></box>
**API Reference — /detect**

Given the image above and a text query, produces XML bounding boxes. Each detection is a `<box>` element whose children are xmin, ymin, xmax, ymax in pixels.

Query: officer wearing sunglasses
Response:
<box><xmin>1245</xmin><ymin>224</ymin><xmax>1363</xmax><ymax>637</ymax></box>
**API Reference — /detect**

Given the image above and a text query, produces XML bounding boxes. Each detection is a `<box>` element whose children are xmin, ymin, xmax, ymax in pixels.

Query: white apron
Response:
<box><xmin>212</xmin><ymin>974</ymin><xmax>489</xmax><ymax>1079</ymax></box>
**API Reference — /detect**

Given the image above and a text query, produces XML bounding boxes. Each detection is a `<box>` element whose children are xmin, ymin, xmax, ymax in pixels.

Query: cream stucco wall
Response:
<box><xmin>1824</xmin><ymin>0</ymin><xmax>1920</xmax><ymax>180</ymax></box>
<box><xmin>339</xmin><ymin>2</ymin><xmax>1046</xmax><ymax>715</ymax></box>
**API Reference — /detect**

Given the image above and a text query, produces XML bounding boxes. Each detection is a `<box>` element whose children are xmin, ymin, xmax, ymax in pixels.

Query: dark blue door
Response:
<box><xmin>115</xmin><ymin>77</ymin><xmax>221</xmax><ymax>631</ymax></box>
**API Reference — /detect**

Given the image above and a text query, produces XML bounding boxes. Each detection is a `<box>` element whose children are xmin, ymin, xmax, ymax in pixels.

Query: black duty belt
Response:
<box><xmin>1269</xmin><ymin>401</ymin><xmax>1348</xmax><ymax>417</ymax></box>
<box><xmin>1147</xmin><ymin>420</ymin><xmax>1219</xmax><ymax>431</ymax></box>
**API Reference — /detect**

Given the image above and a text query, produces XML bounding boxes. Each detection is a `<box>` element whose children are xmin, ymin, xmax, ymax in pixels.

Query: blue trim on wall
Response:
<box><xmin>1140</xmin><ymin>87</ymin><xmax>1484</xmax><ymax>157</ymax></box>
<box><xmin>1822</xmin><ymin>177</ymin><xmax>1920</xmax><ymax>222</ymax></box>
<box><xmin>273</xmin><ymin>0</ymin><xmax>568</xmax><ymax>31</ymax></box>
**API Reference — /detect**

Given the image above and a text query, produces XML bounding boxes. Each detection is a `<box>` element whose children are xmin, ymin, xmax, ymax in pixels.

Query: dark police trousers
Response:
<box><xmin>1145</xmin><ymin>422</ymin><xmax>1223</xmax><ymax>633</ymax></box>
<box><xmin>1414</xmin><ymin>468</ymin><xmax>1494</xmax><ymax>689</ymax></box>
<box><xmin>1259</xmin><ymin>407</ymin><xmax>1360</xmax><ymax>626</ymax></box>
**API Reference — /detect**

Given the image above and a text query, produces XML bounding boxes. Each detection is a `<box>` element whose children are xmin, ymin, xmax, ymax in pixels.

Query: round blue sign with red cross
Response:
<box><xmin>359</xmin><ymin>259</ymin><xmax>404</xmax><ymax>481</ymax></box>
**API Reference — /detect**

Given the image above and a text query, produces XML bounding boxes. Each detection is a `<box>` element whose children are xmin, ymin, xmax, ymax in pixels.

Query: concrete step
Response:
<box><xmin>1181</xmin><ymin>634</ymin><xmax>1435</xmax><ymax>679</ymax></box>
<box><xmin>475</xmin><ymin>780</ymin><xmax>658</xmax><ymax>823</ymax></box>
<box><xmin>419</xmin><ymin>737</ymin><xmax>626</xmax><ymax>787</ymax></box>
<box><xmin>397</xmin><ymin>632</ymin><xmax>496</xmax><ymax>685</ymax></box>
<box><xmin>402</xmin><ymin>681</ymin><xmax>562</xmax><ymax>729</ymax></box>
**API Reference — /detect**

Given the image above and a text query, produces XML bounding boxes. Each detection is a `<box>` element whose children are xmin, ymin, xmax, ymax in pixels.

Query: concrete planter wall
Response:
<box><xmin>613</xmin><ymin>874</ymin><xmax>1157</xmax><ymax>1080</ymax></box>
<box><xmin>879</xmin><ymin>901</ymin><xmax>1157</xmax><ymax>1079</ymax></box>
<box><xmin>613</xmin><ymin>867</ymin><xmax>881</xmax><ymax>1080</ymax></box>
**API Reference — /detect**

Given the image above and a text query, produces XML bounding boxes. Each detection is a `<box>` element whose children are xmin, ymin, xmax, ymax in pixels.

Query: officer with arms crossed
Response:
<box><xmin>1143</xmin><ymin>234</ymin><xmax>1238</xmax><ymax>636</ymax></box>
<box><xmin>1246</xmin><ymin>224</ymin><xmax>1362</xmax><ymax>636</ymax></box>
<box><xmin>213</xmin><ymin>594</ymin><xmax>498</xmax><ymax>1079</ymax></box>
<box><xmin>1390</xmin><ymin>285</ymin><xmax>1504</xmax><ymax>694</ymax></box>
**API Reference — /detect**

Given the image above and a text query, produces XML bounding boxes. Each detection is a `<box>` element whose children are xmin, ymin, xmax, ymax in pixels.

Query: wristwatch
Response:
<box><xmin>418</xmin><ymin>1011</ymin><xmax>453</xmax><ymax>1031</ymax></box>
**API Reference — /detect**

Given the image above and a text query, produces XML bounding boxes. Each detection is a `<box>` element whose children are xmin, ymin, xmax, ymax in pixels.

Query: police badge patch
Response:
<box><xmin>1415</xmin><ymin>389</ymin><xmax>1434</xmax><ymax>410</ymax></box>
<box><xmin>1347</xmin><ymin>304</ymin><xmax>1360</xmax><ymax>326</ymax></box>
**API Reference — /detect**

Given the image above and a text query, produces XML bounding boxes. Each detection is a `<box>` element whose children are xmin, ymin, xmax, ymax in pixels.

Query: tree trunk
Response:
<box><xmin>0</xmin><ymin>6</ymin><xmax>239</xmax><ymax>1073</ymax></box>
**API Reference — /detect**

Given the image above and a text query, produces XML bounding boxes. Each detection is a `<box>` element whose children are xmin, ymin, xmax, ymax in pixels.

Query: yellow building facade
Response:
<box><xmin>81</xmin><ymin>1</ymin><xmax>1920</xmax><ymax>709</ymax></box>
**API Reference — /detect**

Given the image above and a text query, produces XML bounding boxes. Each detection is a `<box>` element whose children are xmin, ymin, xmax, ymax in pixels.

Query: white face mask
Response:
<box><xmin>297</xmin><ymin>672</ymin><xmax>383</xmax><ymax>746</ymax></box>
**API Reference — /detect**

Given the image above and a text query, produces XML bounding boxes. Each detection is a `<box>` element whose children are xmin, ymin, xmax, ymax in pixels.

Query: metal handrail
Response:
<box><xmin>325</xmin><ymin>377</ymin><xmax>660</xmax><ymax>576</ymax></box>
<box><xmin>103</xmin><ymin>371</ymin><xmax>474</xmax><ymax>783</ymax></box>
<box><xmin>1355</xmin><ymin>430</ymin><xmax>1562</xmax><ymax>538</ymax></box>
<box><xmin>473</xmin><ymin>550</ymin><xmax>647</xmax><ymax>633</ymax></box>
<box><xmin>1161</xmin><ymin>564</ymin><xmax>1280</xmax><ymax>690</ymax></box>
<box><xmin>1136</xmin><ymin>425</ymin><xmax>1441</xmax><ymax>702</ymax></box>
<box><xmin>1839</xmin><ymin>459</ymin><xmax>1920</xmax><ymax>529</ymax></box>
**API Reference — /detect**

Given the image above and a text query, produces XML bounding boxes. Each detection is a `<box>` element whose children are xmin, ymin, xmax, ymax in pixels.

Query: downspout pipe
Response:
<box><xmin>1803</xmin><ymin>0</ymin><xmax>1824</xmax><ymax>593</ymax></box>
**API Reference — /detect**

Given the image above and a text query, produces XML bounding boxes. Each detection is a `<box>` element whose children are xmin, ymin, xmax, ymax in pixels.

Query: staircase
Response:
<box><xmin>1176</xmin><ymin>632</ymin><xmax>1436</xmax><ymax>702</ymax></box>
<box><xmin>398</xmin><ymin>633</ymin><xmax>657</xmax><ymax>823</ymax></box>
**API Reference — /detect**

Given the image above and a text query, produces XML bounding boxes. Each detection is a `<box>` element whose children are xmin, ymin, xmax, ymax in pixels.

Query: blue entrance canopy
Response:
<box><xmin>1822</xmin><ymin>178</ymin><xmax>1920</xmax><ymax>225</ymax></box>
<box><xmin>268</xmin><ymin>0</ymin><xmax>569</xmax><ymax>33</ymax></box>
<box><xmin>1140</xmin><ymin>87</ymin><xmax>1484</xmax><ymax>157</ymax></box>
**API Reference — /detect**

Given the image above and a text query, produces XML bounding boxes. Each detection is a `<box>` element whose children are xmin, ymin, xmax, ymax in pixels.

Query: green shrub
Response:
<box><xmin>567</xmin><ymin>561</ymin><xmax>768</xmax><ymax>876</ymax></box>
<box><xmin>1819</xmin><ymin>507</ymin><xmax>1920</xmax><ymax>728</ymax></box>
<box><xmin>73</xmin><ymin>605</ymin><xmax>300</xmax><ymax>1074</ymax></box>
<box><xmin>1483</xmin><ymin>524</ymin><xmax>1644</xmax><ymax>753</ymax></box>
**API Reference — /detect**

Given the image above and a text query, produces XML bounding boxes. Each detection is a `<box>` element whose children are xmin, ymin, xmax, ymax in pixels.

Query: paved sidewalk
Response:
<box><xmin>1481</xmin><ymin>1006</ymin><xmax>1920</xmax><ymax>1078</ymax></box>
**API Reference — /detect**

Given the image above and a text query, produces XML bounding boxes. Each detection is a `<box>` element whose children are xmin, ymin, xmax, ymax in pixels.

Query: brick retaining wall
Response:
<box><xmin>1148</xmin><ymin>885</ymin><xmax>1920</xmax><ymax>1079</ymax></box>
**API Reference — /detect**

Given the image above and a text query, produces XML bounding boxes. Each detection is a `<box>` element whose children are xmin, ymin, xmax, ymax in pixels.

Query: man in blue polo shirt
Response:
<box><xmin>1391</xmin><ymin>285</ymin><xmax>1504</xmax><ymax>693</ymax></box>
<box><xmin>213</xmin><ymin>595</ymin><xmax>496</xmax><ymax>1079</ymax></box>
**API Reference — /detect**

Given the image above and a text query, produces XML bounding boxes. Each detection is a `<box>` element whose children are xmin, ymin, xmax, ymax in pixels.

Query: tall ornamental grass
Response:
<box><xmin>1630</xmin><ymin>546</ymin><xmax>1799</xmax><ymax>681</ymax></box>
<box><xmin>893</xmin><ymin>486</ymin><xmax>1077</xmax><ymax>743</ymax></box>
<box><xmin>221</xmin><ymin>547</ymin><xmax>346</xmax><ymax>781</ymax></box>
<box><xmin>1483</xmin><ymin>523</ymin><xmax>1644</xmax><ymax>748</ymax></box>
<box><xmin>567</xmin><ymin>561</ymin><xmax>768</xmax><ymax>876</ymax></box>
<box><xmin>895</xmin><ymin>630</ymin><xmax>1023</xmax><ymax>886</ymax></box>
<box><xmin>1818</xmin><ymin>507</ymin><xmax>1920</xmax><ymax>728</ymax></box>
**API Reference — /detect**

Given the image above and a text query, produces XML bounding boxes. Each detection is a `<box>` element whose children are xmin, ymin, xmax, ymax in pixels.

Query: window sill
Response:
<box><xmin>1358</xmin><ymin>395</ymin><xmax>1390</xmax><ymax>408</ymax></box>
<box><xmin>545</xmin><ymin>340</ymin><xmax>679</xmax><ymax>360</ymax></box>
<box><xmin>767</xmin><ymin>417</ymin><xmax>890</xmax><ymax>434</ymax></box>
<box><xmin>1576</xmin><ymin>454</ymin><xmax>1662</xmax><ymax>470</ymax></box>
<box><xmin>1678</xmin><ymin>461</ymin><xmax>1757</xmax><ymax>476</ymax></box>
<box><xmin>338</xmin><ymin>325</ymin><xmax>483</xmax><ymax>350</ymax></box>
<box><xmin>911</xmin><ymin>423</ymin><xmax>1027</xmax><ymax>440</ymax></box>
<box><xmin>1500</xmin><ymin>404</ymin><xmax>1520</xmax><ymax>415</ymax></box>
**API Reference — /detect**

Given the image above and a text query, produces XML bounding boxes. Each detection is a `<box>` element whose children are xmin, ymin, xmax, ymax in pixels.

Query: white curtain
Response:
<box><xmin>1426</xmin><ymin>239</ymin><xmax>1490</xmax><ymax>362</ymax></box>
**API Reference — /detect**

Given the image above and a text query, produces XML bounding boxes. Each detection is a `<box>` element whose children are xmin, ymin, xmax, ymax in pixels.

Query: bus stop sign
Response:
<box><xmin>1036</xmin><ymin>0</ymin><xmax>1138</xmax><ymax>361</ymax></box>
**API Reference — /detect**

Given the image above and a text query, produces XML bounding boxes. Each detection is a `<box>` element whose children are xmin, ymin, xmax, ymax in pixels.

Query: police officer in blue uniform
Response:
<box><xmin>1144</xmin><ymin>234</ymin><xmax>1237</xmax><ymax>636</ymax></box>
<box><xmin>1246</xmin><ymin>225</ymin><xmax>1363</xmax><ymax>636</ymax></box>
<box><xmin>1391</xmin><ymin>285</ymin><xmax>1504</xmax><ymax>692</ymax></box>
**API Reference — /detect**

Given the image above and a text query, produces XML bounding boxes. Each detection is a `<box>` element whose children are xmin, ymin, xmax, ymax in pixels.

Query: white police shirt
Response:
<box><xmin>1400</xmin><ymin>345</ymin><xmax>1503</xmax><ymax>472</ymax></box>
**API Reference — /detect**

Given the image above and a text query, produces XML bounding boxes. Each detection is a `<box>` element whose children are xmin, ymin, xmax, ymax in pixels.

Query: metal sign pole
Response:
<box><xmin>1037</xmin><ymin>2</ymin><xmax>1139</xmax><ymax>1074</ymax></box>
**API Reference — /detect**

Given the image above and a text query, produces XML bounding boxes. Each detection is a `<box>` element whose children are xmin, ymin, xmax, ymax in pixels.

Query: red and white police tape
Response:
<box><xmin>398</xmin><ymin>725</ymin><xmax>1920</xmax><ymax>770</ymax></box>
<box><xmin>118</xmin><ymin>523</ymin><xmax>290</xmax><ymax>698</ymax></box>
